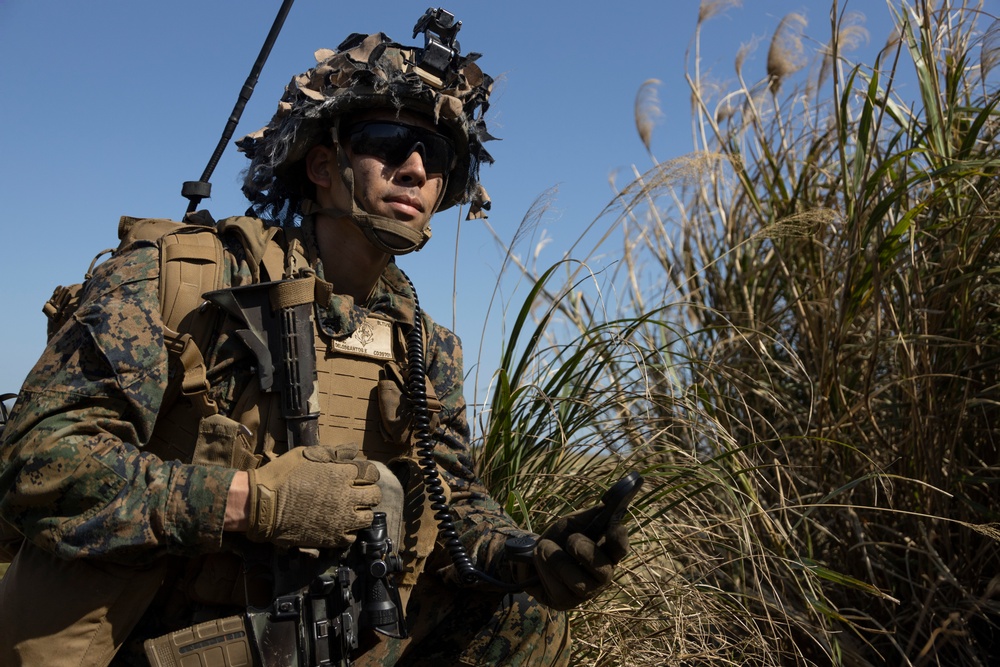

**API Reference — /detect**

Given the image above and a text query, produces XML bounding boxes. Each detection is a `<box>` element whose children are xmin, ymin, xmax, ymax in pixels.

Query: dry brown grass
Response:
<box><xmin>476</xmin><ymin>1</ymin><xmax>1000</xmax><ymax>664</ymax></box>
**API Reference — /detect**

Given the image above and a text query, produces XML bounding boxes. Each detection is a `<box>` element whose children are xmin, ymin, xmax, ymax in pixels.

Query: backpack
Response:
<box><xmin>44</xmin><ymin>214</ymin><xmax>293</xmax><ymax>415</ymax></box>
<box><xmin>0</xmin><ymin>214</ymin><xmax>293</xmax><ymax>562</ymax></box>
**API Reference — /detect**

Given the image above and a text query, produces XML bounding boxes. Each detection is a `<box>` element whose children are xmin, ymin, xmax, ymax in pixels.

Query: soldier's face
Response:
<box><xmin>310</xmin><ymin>109</ymin><xmax>446</xmax><ymax>234</ymax></box>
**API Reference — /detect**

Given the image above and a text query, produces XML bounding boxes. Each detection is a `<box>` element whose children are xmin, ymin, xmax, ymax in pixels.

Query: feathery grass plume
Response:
<box><xmin>884</xmin><ymin>25</ymin><xmax>902</xmax><ymax>51</ymax></box>
<box><xmin>698</xmin><ymin>0</ymin><xmax>741</xmax><ymax>24</ymax></box>
<box><xmin>767</xmin><ymin>13</ymin><xmax>808</xmax><ymax>92</ymax></box>
<box><xmin>817</xmin><ymin>10</ymin><xmax>870</xmax><ymax>93</ymax></box>
<box><xmin>734</xmin><ymin>37</ymin><xmax>759</xmax><ymax>75</ymax></box>
<box><xmin>634</xmin><ymin>79</ymin><xmax>663</xmax><ymax>157</ymax></box>
<box><xmin>714</xmin><ymin>99</ymin><xmax>736</xmax><ymax>124</ymax></box>
<box><xmin>981</xmin><ymin>18</ymin><xmax>1000</xmax><ymax>83</ymax></box>
<box><xmin>750</xmin><ymin>208</ymin><xmax>840</xmax><ymax>242</ymax></box>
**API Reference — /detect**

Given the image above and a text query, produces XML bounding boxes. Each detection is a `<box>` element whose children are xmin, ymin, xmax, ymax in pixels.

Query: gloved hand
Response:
<box><xmin>246</xmin><ymin>442</ymin><xmax>380</xmax><ymax>549</ymax></box>
<box><xmin>527</xmin><ymin>505</ymin><xmax>631</xmax><ymax>611</ymax></box>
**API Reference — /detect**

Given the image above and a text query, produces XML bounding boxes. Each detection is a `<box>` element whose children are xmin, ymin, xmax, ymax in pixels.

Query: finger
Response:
<box><xmin>541</xmin><ymin>505</ymin><xmax>603</xmax><ymax>543</ymax></box>
<box><xmin>536</xmin><ymin>539</ymin><xmax>602</xmax><ymax>604</ymax></box>
<box><xmin>564</xmin><ymin>533</ymin><xmax>615</xmax><ymax>586</ymax></box>
<box><xmin>599</xmin><ymin>523</ymin><xmax>630</xmax><ymax>563</ymax></box>
<box><xmin>564</xmin><ymin>504</ymin><xmax>605</xmax><ymax>534</ymax></box>
<box><xmin>337</xmin><ymin>532</ymin><xmax>358</xmax><ymax>547</ymax></box>
<box><xmin>352</xmin><ymin>460</ymin><xmax>381</xmax><ymax>484</ymax></box>
<box><xmin>349</xmin><ymin>508</ymin><xmax>376</xmax><ymax>533</ymax></box>
<box><xmin>301</xmin><ymin>444</ymin><xmax>334</xmax><ymax>463</ymax></box>
<box><xmin>350</xmin><ymin>484</ymin><xmax>382</xmax><ymax>509</ymax></box>
<box><xmin>536</xmin><ymin>564</ymin><xmax>587</xmax><ymax>610</ymax></box>
<box><xmin>334</xmin><ymin>441</ymin><xmax>361</xmax><ymax>460</ymax></box>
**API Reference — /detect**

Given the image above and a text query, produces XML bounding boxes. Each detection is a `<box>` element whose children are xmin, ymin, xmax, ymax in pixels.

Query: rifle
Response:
<box><xmin>204</xmin><ymin>279</ymin><xmax>320</xmax><ymax>449</ymax></box>
<box><xmin>209</xmin><ymin>279</ymin><xmax>406</xmax><ymax>666</ymax></box>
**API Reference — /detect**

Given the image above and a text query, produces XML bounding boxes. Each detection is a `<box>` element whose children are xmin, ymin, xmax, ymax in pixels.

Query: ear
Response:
<box><xmin>305</xmin><ymin>145</ymin><xmax>337</xmax><ymax>188</ymax></box>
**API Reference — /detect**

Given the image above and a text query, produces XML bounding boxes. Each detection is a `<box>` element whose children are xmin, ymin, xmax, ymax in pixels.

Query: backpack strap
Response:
<box><xmin>156</xmin><ymin>224</ymin><xmax>227</xmax><ymax>418</ymax></box>
<box><xmin>157</xmin><ymin>216</ymin><xmax>300</xmax><ymax>418</ymax></box>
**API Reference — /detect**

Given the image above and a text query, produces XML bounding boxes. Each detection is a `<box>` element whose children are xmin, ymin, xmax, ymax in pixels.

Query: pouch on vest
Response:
<box><xmin>192</xmin><ymin>413</ymin><xmax>261</xmax><ymax>470</ymax></box>
<box><xmin>377</xmin><ymin>360</ymin><xmax>442</xmax><ymax>448</ymax></box>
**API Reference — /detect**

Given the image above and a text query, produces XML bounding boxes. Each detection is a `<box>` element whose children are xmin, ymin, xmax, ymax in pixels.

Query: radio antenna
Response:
<box><xmin>182</xmin><ymin>0</ymin><xmax>296</xmax><ymax>215</ymax></box>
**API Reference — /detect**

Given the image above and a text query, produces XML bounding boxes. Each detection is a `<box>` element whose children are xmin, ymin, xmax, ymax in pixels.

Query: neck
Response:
<box><xmin>313</xmin><ymin>212</ymin><xmax>391</xmax><ymax>304</ymax></box>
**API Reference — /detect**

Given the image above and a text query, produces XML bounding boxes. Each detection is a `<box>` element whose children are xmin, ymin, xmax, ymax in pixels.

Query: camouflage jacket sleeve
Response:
<box><xmin>422</xmin><ymin>315</ymin><xmax>533</xmax><ymax>582</ymax></box>
<box><xmin>0</xmin><ymin>242</ymin><xmax>235</xmax><ymax>565</ymax></box>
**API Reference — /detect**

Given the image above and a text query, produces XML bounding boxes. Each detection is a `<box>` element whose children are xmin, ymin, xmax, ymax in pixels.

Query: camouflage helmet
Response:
<box><xmin>238</xmin><ymin>7</ymin><xmax>495</xmax><ymax>250</ymax></box>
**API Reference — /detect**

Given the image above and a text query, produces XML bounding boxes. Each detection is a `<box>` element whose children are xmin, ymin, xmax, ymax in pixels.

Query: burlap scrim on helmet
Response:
<box><xmin>238</xmin><ymin>26</ymin><xmax>496</xmax><ymax>223</ymax></box>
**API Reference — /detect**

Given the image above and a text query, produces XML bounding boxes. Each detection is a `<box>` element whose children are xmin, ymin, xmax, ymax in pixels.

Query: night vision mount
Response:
<box><xmin>412</xmin><ymin>7</ymin><xmax>464</xmax><ymax>84</ymax></box>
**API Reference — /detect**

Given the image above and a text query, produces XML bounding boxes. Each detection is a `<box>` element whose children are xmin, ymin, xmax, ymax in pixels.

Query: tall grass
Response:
<box><xmin>473</xmin><ymin>1</ymin><xmax>1000</xmax><ymax>664</ymax></box>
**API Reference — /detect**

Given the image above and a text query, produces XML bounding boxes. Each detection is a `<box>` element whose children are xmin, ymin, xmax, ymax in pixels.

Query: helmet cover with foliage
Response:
<box><xmin>238</xmin><ymin>8</ymin><xmax>496</xmax><ymax>253</ymax></box>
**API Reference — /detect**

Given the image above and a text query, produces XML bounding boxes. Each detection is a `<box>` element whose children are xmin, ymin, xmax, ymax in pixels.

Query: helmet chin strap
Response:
<box><xmin>300</xmin><ymin>199</ymin><xmax>431</xmax><ymax>256</ymax></box>
<box><xmin>302</xmin><ymin>144</ymin><xmax>447</xmax><ymax>256</ymax></box>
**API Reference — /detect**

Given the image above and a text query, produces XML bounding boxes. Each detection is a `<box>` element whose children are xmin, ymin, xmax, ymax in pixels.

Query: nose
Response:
<box><xmin>393</xmin><ymin>145</ymin><xmax>428</xmax><ymax>186</ymax></box>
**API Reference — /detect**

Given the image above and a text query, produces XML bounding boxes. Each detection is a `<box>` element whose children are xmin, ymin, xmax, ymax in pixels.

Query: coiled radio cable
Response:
<box><xmin>402</xmin><ymin>274</ymin><xmax>528</xmax><ymax>590</ymax></box>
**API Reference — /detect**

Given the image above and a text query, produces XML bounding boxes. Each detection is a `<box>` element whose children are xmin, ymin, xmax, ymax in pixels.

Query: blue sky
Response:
<box><xmin>0</xmin><ymin>1</ymin><xmax>908</xmax><ymax>409</ymax></box>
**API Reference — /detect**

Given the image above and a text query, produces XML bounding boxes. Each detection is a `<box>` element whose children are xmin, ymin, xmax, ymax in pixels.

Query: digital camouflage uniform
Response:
<box><xmin>0</xmin><ymin>10</ymin><xmax>625</xmax><ymax>665</ymax></box>
<box><xmin>0</xmin><ymin>216</ymin><xmax>569</xmax><ymax>666</ymax></box>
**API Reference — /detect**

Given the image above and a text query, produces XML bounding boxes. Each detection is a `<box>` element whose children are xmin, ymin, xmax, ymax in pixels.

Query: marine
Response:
<box><xmin>0</xmin><ymin>8</ymin><xmax>630</xmax><ymax>666</ymax></box>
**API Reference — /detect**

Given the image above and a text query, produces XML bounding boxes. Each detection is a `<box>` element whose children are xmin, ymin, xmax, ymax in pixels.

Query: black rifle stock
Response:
<box><xmin>205</xmin><ymin>279</ymin><xmax>320</xmax><ymax>449</ymax></box>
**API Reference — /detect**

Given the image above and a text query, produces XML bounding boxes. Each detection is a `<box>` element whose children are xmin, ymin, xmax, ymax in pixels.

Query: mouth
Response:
<box><xmin>384</xmin><ymin>195</ymin><xmax>425</xmax><ymax>217</ymax></box>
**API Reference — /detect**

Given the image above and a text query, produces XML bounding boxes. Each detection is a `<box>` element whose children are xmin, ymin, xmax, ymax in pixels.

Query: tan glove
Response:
<box><xmin>527</xmin><ymin>505</ymin><xmax>631</xmax><ymax>611</ymax></box>
<box><xmin>246</xmin><ymin>443</ymin><xmax>380</xmax><ymax>549</ymax></box>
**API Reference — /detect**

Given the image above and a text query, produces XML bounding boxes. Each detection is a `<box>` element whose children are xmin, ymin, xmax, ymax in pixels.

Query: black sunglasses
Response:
<box><xmin>340</xmin><ymin>121</ymin><xmax>457</xmax><ymax>174</ymax></box>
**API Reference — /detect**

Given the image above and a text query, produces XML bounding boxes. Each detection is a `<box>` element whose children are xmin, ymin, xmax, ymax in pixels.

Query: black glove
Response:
<box><xmin>526</xmin><ymin>504</ymin><xmax>631</xmax><ymax>611</ymax></box>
